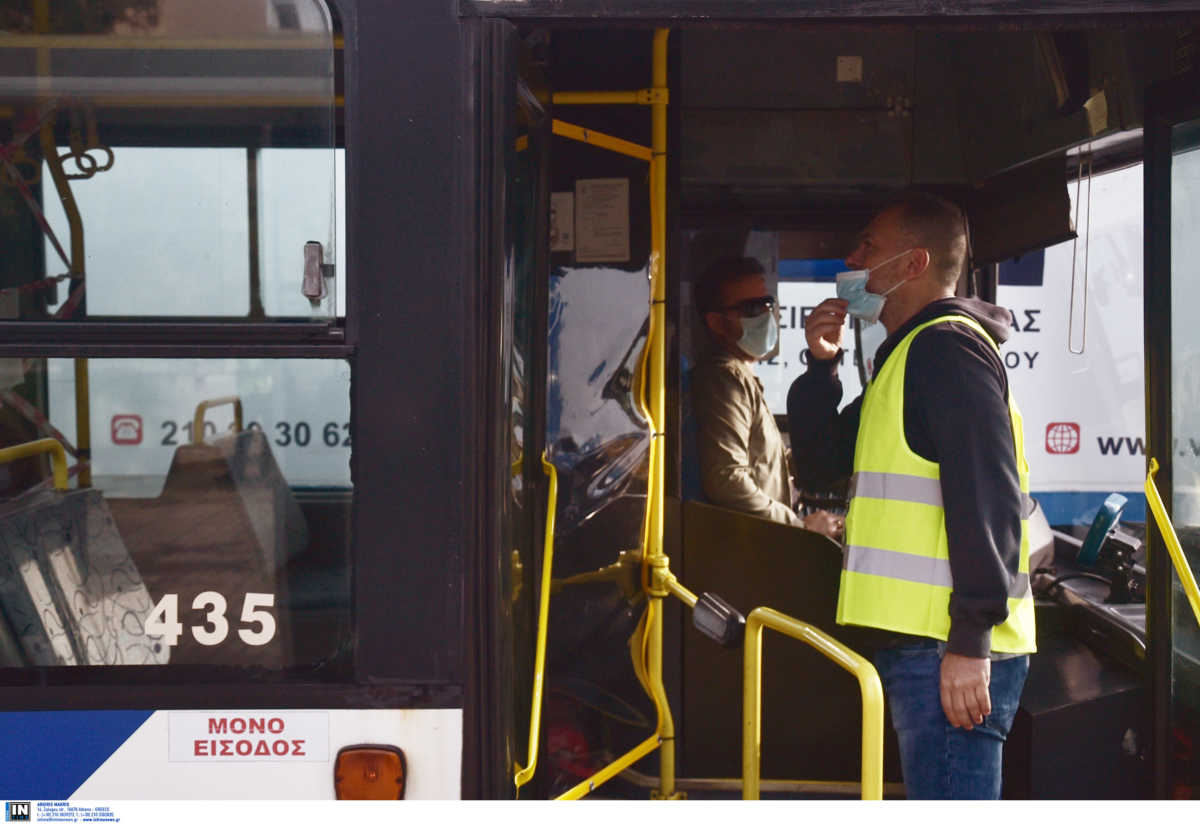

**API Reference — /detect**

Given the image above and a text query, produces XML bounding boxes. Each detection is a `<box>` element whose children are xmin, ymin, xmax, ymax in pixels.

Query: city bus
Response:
<box><xmin>1</xmin><ymin>0</ymin><xmax>1200</xmax><ymax>802</ymax></box>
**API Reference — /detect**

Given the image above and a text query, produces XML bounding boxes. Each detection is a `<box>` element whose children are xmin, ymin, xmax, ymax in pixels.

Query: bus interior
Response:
<box><xmin>1</xmin><ymin>2</ymin><xmax>1200</xmax><ymax>801</ymax></box>
<box><xmin>491</xmin><ymin>19</ymin><xmax>1196</xmax><ymax>800</ymax></box>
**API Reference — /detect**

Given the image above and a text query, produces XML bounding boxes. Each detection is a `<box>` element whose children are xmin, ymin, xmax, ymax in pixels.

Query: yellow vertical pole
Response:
<box><xmin>513</xmin><ymin>456</ymin><xmax>560</xmax><ymax>794</ymax></box>
<box><xmin>35</xmin><ymin>0</ymin><xmax>91</xmax><ymax>487</ymax></box>
<box><xmin>550</xmin><ymin>30</ymin><xmax>675</xmax><ymax>802</ymax></box>
<box><xmin>741</xmin><ymin>609</ymin><xmax>884</xmax><ymax>801</ymax></box>
<box><xmin>742</xmin><ymin>620</ymin><xmax>764</xmax><ymax>800</ymax></box>
<box><xmin>647</xmin><ymin>27</ymin><xmax>673</xmax><ymax>799</ymax></box>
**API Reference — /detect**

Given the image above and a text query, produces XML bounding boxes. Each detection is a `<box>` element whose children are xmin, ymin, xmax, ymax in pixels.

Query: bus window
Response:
<box><xmin>0</xmin><ymin>0</ymin><xmax>339</xmax><ymax>321</ymax></box>
<box><xmin>1167</xmin><ymin>117</ymin><xmax>1200</xmax><ymax>779</ymax></box>
<box><xmin>0</xmin><ymin>357</ymin><xmax>352</xmax><ymax>672</ymax></box>
<box><xmin>995</xmin><ymin>162</ymin><xmax>1145</xmax><ymax>527</ymax></box>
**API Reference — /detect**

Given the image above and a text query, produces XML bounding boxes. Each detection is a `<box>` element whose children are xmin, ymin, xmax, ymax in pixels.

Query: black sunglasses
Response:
<box><xmin>719</xmin><ymin>295</ymin><xmax>776</xmax><ymax>318</ymax></box>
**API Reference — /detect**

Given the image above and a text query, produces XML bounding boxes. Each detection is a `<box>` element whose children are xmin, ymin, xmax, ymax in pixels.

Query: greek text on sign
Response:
<box><xmin>168</xmin><ymin>711</ymin><xmax>330</xmax><ymax>762</ymax></box>
<box><xmin>575</xmin><ymin>178</ymin><xmax>630</xmax><ymax>263</ymax></box>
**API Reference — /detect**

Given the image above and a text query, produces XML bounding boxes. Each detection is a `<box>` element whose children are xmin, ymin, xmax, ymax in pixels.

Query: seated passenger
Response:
<box><xmin>691</xmin><ymin>256</ymin><xmax>841</xmax><ymax>537</ymax></box>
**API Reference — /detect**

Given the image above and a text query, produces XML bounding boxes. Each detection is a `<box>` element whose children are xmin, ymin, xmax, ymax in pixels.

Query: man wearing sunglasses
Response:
<box><xmin>691</xmin><ymin>256</ymin><xmax>842</xmax><ymax>537</ymax></box>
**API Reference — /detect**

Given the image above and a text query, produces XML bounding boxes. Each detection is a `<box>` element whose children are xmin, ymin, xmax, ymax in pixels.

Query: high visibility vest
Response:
<box><xmin>836</xmin><ymin>315</ymin><xmax>1036</xmax><ymax>654</ymax></box>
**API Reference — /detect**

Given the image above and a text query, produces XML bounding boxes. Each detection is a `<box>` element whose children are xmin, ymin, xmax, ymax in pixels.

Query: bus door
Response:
<box><xmin>1145</xmin><ymin>69</ymin><xmax>1200</xmax><ymax>800</ymax></box>
<box><xmin>478</xmin><ymin>26</ymin><xmax>679</xmax><ymax>799</ymax></box>
<box><xmin>468</xmin><ymin>19</ymin><xmax>559</xmax><ymax>798</ymax></box>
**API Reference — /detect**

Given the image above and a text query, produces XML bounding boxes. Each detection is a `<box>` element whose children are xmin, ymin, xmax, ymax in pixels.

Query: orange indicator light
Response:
<box><xmin>334</xmin><ymin>745</ymin><xmax>407</xmax><ymax>800</ymax></box>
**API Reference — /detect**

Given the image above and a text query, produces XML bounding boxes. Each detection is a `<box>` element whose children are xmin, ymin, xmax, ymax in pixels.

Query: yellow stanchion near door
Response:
<box><xmin>514</xmin><ymin>455</ymin><xmax>558</xmax><ymax>794</ymax></box>
<box><xmin>549</xmin><ymin>27</ymin><xmax>677</xmax><ymax>801</ymax></box>
<box><xmin>1146</xmin><ymin>458</ymin><xmax>1200</xmax><ymax>629</ymax></box>
<box><xmin>741</xmin><ymin>608</ymin><xmax>884</xmax><ymax>800</ymax></box>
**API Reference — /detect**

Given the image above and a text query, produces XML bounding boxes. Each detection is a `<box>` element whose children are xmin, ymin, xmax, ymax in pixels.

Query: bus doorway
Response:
<box><xmin>486</xmin><ymin>17</ymin><xmax>1200</xmax><ymax>800</ymax></box>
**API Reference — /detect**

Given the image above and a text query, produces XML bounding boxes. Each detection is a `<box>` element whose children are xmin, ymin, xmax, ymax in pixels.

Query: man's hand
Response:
<box><xmin>802</xmin><ymin>509</ymin><xmax>844</xmax><ymax>540</ymax></box>
<box><xmin>806</xmin><ymin>298</ymin><xmax>848</xmax><ymax>361</ymax></box>
<box><xmin>940</xmin><ymin>653</ymin><xmax>991</xmax><ymax>730</ymax></box>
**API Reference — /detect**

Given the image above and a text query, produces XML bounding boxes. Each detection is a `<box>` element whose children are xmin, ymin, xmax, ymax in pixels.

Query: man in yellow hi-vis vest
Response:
<box><xmin>787</xmin><ymin>192</ymin><xmax>1034</xmax><ymax>799</ymax></box>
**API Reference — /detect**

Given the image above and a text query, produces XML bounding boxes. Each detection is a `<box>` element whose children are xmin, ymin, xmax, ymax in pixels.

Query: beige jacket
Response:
<box><xmin>691</xmin><ymin>350</ymin><xmax>800</xmax><ymax>526</ymax></box>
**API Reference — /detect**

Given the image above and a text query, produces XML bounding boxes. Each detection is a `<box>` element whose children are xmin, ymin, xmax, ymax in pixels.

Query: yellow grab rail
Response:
<box><xmin>191</xmin><ymin>397</ymin><xmax>243</xmax><ymax>444</ymax></box>
<box><xmin>641</xmin><ymin>26</ymin><xmax>674</xmax><ymax>799</ymax></box>
<box><xmin>514</xmin><ymin>455</ymin><xmax>559</xmax><ymax>794</ymax></box>
<box><xmin>551</xmin><ymin>28</ymin><xmax>677</xmax><ymax>802</ymax></box>
<box><xmin>552</xmin><ymin>90</ymin><xmax>668</xmax><ymax>106</ymax></box>
<box><xmin>1146</xmin><ymin>458</ymin><xmax>1200</xmax><ymax>629</ymax></box>
<box><xmin>551</xmin><ymin>120</ymin><xmax>653</xmax><ymax>162</ymax></box>
<box><xmin>742</xmin><ymin>607</ymin><xmax>884</xmax><ymax>801</ymax></box>
<box><xmin>0</xmin><ymin>438</ymin><xmax>68</xmax><ymax>491</ymax></box>
<box><xmin>556</xmin><ymin>711</ymin><xmax>662</xmax><ymax>800</ymax></box>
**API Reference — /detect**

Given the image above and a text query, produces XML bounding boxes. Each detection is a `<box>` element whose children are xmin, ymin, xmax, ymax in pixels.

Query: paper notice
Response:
<box><xmin>575</xmin><ymin>178</ymin><xmax>630</xmax><ymax>263</ymax></box>
<box><xmin>550</xmin><ymin>191</ymin><xmax>575</xmax><ymax>252</ymax></box>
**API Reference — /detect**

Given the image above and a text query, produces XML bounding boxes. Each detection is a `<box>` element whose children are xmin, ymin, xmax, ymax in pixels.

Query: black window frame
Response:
<box><xmin>0</xmin><ymin>0</ymin><xmax>469</xmax><ymax>714</ymax></box>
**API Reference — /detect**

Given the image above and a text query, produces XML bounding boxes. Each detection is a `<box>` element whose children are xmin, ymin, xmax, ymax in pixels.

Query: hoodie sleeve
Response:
<box><xmin>787</xmin><ymin>354</ymin><xmax>860</xmax><ymax>491</ymax></box>
<box><xmin>906</xmin><ymin>326</ymin><xmax>1023</xmax><ymax>658</ymax></box>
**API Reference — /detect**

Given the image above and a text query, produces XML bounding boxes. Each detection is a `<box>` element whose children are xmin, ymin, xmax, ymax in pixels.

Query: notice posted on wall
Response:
<box><xmin>575</xmin><ymin>178</ymin><xmax>630</xmax><ymax>263</ymax></box>
<box><xmin>550</xmin><ymin>191</ymin><xmax>575</xmax><ymax>252</ymax></box>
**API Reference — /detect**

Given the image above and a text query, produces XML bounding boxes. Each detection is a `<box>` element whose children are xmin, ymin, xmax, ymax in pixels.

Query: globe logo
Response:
<box><xmin>1046</xmin><ymin>422</ymin><xmax>1081</xmax><ymax>454</ymax></box>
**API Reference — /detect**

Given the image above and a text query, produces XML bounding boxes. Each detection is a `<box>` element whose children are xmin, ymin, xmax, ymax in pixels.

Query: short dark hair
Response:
<box><xmin>694</xmin><ymin>256</ymin><xmax>766</xmax><ymax>315</ymax></box>
<box><xmin>884</xmin><ymin>192</ymin><xmax>968</xmax><ymax>288</ymax></box>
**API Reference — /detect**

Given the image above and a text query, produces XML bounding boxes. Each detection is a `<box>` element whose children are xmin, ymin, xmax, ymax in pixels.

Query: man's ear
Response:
<box><xmin>908</xmin><ymin>248</ymin><xmax>932</xmax><ymax>280</ymax></box>
<box><xmin>702</xmin><ymin>310</ymin><xmax>724</xmax><ymax>338</ymax></box>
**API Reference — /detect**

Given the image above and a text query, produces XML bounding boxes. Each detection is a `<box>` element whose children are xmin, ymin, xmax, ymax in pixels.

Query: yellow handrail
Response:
<box><xmin>553</xmin><ymin>91</ymin><xmax>640</xmax><ymax>105</ymax></box>
<box><xmin>551</xmin><ymin>119</ymin><xmax>652</xmax><ymax>162</ymax></box>
<box><xmin>1146</xmin><ymin>458</ymin><xmax>1200</xmax><ymax>629</ymax></box>
<box><xmin>514</xmin><ymin>455</ymin><xmax>559</xmax><ymax>794</ymax></box>
<box><xmin>555</xmin><ymin>718</ymin><xmax>662</xmax><ymax>800</ymax></box>
<box><xmin>742</xmin><ymin>607</ymin><xmax>884</xmax><ymax>801</ymax></box>
<box><xmin>191</xmin><ymin>397</ymin><xmax>243</xmax><ymax>444</ymax></box>
<box><xmin>0</xmin><ymin>438</ymin><xmax>68</xmax><ymax>491</ymax></box>
<box><xmin>645</xmin><ymin>25</ymin><xmax>674</xmax><ymax>799</ymax></box>
<box><xmin>553</xmin><ymin>28</ymin><xmax>675</xmax><ymax>801</ymax></box>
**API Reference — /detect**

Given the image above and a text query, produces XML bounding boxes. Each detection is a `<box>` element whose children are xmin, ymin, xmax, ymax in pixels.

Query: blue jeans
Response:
<box><xmin>874</xmin><ymin>640</ymin><xmax>1029</xmax><ymax>800</ymax></box>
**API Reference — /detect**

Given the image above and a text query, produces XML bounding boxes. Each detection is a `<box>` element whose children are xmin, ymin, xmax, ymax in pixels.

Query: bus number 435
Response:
<box><xmin>145</xmin><ymin>592</ymin><xmax>277</xmax><ymax>647</ymax></box>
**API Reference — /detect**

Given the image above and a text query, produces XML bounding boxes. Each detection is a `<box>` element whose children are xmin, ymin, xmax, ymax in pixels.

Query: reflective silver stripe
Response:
<box><xmin>851</xmin><ymin>474</ymin><xmax>1037</xmax><ymax>523</ymax></box>
<box><xmin>849</xmin><ymin>471</ymin><xmax>943</xmax><ymax>507</ymax></box>
<box><xmin>844</xmin><ymin>545</ymin><xmax>1031</xmax><ymax>599</ymax></box>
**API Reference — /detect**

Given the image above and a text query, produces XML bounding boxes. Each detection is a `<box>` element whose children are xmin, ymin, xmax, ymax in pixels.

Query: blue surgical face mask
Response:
<box><xmin>835</xmin><ymin>248</ymin><xmax>914</xmax><ymax>324</ymax></box>
<box><xmin>737</xmin><ymin>310</ymin><xmax>778</xmax><ymax>359</ymax></box>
